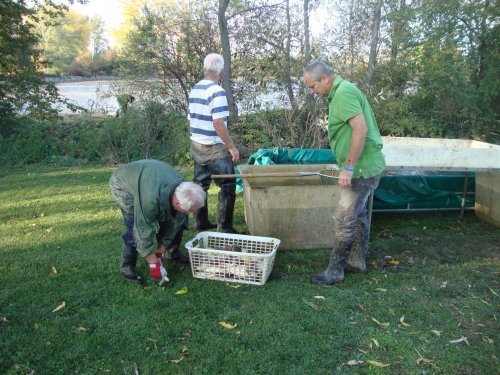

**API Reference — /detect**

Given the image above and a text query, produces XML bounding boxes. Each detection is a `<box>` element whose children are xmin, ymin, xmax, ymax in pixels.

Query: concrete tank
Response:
<box><xmin>238</xmin><ymin>164</ymin><xmax>340</xmax><ymax>250</ymax></box>
<box><xmin>382</xmin><ymin>137</ymin><xmax>500</xmax><ymax>227</ymax></box>
<box><xmin>238</xmin><ymin>137</ymin><xmax>500</xmax><ymax>250</ymax></box>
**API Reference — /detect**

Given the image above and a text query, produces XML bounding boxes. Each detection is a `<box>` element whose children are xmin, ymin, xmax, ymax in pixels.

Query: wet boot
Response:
<box><xmin>310</xmin><ymin>241</ymin><xmax>351</xmax><ymax>285</ymax></box>
<box><xmin>166</xmin><ymin>245</ymin><xmax>190</xmax><ymax>263</ymax></box>
<box><xmin>217</xmin><ymin>190</ymin><xmax>239</xmax><ymax>234</ymax></box>
<box><xmin>120</xmin><ymin>246</ymin><xmax>143</xmax><ymax>284</ymax></box>
<box><xmin>195</xmin><ymin>196</ymin><xmax>216</xmax><ymax>230</ymax></box>
<box><xmin>163</xmin><ymin>224</ymin><xmax>190</xmax><ymax>263</ymax></box>
<box><xmin>345</xmin><ymin>220</ymin><xmax>368</xmax><ymax>273</ymax></box>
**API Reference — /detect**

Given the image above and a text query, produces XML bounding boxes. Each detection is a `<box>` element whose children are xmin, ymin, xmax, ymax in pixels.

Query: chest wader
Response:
<box><xmin>120</xmin><ymin>213</ymin><xmax>143</xmax><ymax>284</ymax></box>
<box><xmin>194</xmin><ymin>195</ymin><xmax>217</xmax><ymax>230</ymax></box>
<box><xmin>121</xmin><ymin>246</ymin><xmax>143</xmax><ymax>284</ymax></box>
<box><xmin>217</xmin><ymin>189</ymin><xmax>239</xmax><ymax>234</ymax></box>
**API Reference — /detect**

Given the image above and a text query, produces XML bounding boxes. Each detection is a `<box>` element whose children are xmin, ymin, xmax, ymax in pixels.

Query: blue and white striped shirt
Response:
<box><xmin>188</xmin><ymin>79</ymin><xmax>229</xmax><ymax>145</ymax></box>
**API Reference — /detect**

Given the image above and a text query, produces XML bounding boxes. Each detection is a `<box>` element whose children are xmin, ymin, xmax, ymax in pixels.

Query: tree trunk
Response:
<box><xmin>477</xmin><ymin>0</ymin><xmax>489</xmax><ymax>81</ymax></box>
<box><xmin>303</xmin><ymin>0</ymin><xmax>311</xmax><ymax>63</ymax></box>
<box><xmin>390</xmin><ymin>0</ymin><xmax>406</xmax><ymax>63</ymax></box>
<box><xmin>366</xmin><ymin>0</ymin><xmax>383</xmax><ymax>90</ymax></box>
<box><xmin>284</xmin><ymin>0</ymin><xmax>295</xmax><ymax>108</ymax></box>
<box><xmin>218</xmin><ymin>0</ymin><xmax>238</xmax><ymax>124</ymax></box>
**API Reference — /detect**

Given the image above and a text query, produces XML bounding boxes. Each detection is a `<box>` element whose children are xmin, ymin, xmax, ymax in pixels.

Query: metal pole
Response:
<box><xmin>460</xmin><ymin>172</ymin><xmax>469</xmax><ymax>219</ymax></box>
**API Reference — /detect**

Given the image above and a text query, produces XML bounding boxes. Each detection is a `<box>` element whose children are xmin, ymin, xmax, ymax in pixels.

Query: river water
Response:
<box><xmin>55</xmin><ymin>80</ymin><xmax>291</xmax><ymax>115</ymax></box>
<box><xmin>56</xmin><ymin>80</ymin><xmax>119</xmax><ymax>114</ymax></box>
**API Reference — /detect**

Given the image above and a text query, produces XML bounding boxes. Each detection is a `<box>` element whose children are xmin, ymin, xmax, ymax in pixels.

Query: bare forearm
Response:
<box><xmin>213</xmin><ymin>119</ymin><xmax>235</xmax><ymax>149</ymax></box>
<box><xmin>345</xmin><ymin>114</ymin><xmax>368</xmax><ymax>168</ymax></box>
<box><xmin>213</xmin><ymin>119</ymin><xmax>239</xmax><ymax>162</ymax></box>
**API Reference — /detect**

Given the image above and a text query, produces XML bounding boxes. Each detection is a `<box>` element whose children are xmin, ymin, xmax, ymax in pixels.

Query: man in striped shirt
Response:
<box><xmin>188</xmin><ymin>53</ymin><xmax>240</xmax><ymax>234</ymax></box>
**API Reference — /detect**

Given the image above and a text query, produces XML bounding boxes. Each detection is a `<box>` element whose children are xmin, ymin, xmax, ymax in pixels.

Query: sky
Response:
<box><xmin>68</xmin><ymin>0</ymin><xmax>326</xmax><ymax>47</ymax></box>
<box><xmin>69</xmin><ymin>0</ymin><xmax>124</xmax><ymax>46</ymax></box>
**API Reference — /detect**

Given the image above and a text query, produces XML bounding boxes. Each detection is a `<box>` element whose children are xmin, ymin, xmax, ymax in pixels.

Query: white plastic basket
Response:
<box><xmin>185</xmin><ymin>232</ymin><xmax>280</xmax><ymax>285</ymax></box>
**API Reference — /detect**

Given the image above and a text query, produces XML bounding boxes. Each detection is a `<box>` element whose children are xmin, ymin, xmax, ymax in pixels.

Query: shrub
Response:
<box><xmin>0</xmin><ymin>100</ymin><xmax>193</xmax><ymax>167</ymax></box>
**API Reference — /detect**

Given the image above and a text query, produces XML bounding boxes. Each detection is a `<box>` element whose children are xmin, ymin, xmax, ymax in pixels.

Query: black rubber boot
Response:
<box><xmin>166</xmin><ymin>245</ymin><xmax>190</xmax><ymax>263</ymax></box>
<box><xmin>120</xmin><ymin>246</ymin><xmax>143</xmax><ymax>284</ymax></box>
<box><xmin>310</xmin><ymin>241</ymin><xmax>351</xmax><ymax>285</ymax></box>
<box><xmin>345</xmin><ymin>220</ymin><xmax>368</xmax><ymax>273</ymax></box>
<box><xmin>217</xmin><ymin>189</ymin><xmax>239</xmax><ymax>234</ymax></box>
<box><xmin>195</xmin><ymin>196</ymin><xmax>216</xmax><ymax>230</ymax></box>
<box><xmin>163</xmin><ymin>224</ymin><xmax>190</xmax><ymax>263</ymax></box>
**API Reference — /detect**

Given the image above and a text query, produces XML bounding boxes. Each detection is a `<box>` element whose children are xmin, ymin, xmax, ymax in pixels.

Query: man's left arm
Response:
<box><xmin>156</xmin><ymin>214</ymin><xmax>188</xmax><ymax>248</ymax></box>
<box><xmin>339</xmin><ymin>113</ymin><xmax>368</xmax><ymax>188</ymax></box>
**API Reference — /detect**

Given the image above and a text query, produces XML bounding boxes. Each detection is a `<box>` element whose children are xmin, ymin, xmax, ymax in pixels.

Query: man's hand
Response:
<box><xmin>156</xmin><ymin>244</ymin><xmax>166</xmax><ymax>261</ymax></box>
<box><xmin>228</xmin><ymin>145</ymin><xmax>240</xmax><ymax>163</ymax></box>
<box><xmin>338</xmin><ymin>169</ymin><xmax>353</xmax><ymax>189</ymax></box>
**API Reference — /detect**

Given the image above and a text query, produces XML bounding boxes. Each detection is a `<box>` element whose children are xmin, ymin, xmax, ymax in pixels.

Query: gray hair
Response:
<box><xmin>204</xmin><ymin>53</ymin><xmax>224</xmax><ymax>74</ymax></box>
<box><xmin>304</xmin><ymin>60</ymin><xmax>333</xmax><ymax>81</ymax></box>
<box><xmin>175</xmin><ymin>182</ymin><xmax>206</xmax><ymax>212</ymax></box>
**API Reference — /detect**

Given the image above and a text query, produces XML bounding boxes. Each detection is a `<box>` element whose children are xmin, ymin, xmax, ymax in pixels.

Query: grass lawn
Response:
<box><xmin>1</xmin><ymin>164</ymin><xmax>499</xmax><ymax>375</ymax></box>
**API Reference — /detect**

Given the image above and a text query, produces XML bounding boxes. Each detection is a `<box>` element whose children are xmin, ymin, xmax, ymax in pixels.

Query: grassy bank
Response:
<box><xmin>1</xmin><ymin>164</ymin><xmax>499</xmax><ymax>374</ymax></box>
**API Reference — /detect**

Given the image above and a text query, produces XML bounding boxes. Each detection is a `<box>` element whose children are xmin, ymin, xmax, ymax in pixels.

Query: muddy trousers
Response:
<box><xmin>311</xmin><ymin>175</ymin><xmax>380</xmax><ymax>284</ymax></box>
<box><xmin>193</xmin><ymin>155</ymin><xmax>238</xmax><ymax>233</ymax></box>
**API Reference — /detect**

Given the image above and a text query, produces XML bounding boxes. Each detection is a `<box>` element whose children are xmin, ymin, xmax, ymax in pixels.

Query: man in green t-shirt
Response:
<box><xmin>110</xmin><ymin>160</ymin><xmax>206</xmax><ymax>285</ymax></box>
<box><xmin>303</xmin><ymin>60</ymin><xmax>386</xmax><ymax>285</ymax></box>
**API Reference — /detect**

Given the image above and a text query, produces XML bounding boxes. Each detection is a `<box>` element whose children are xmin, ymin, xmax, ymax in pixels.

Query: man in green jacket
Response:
<box><xmin>110</xmin><ymin>159</ymin><xmax>206</xmax><ymax>284</ymax></box>
<box><xmin>303</xmin><ymin>60</ymin><xmax>386</xmax><ymax>285</ymax></box>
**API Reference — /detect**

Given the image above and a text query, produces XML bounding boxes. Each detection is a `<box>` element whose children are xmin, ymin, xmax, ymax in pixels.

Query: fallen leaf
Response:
<box><xmin>481</xmin><ymin>336</ymin><xmax>493</xmax><ymax>344</ymax></box>
<box><xmin>75</xmin><ymin>326</ymin><xmax>88</xmax><ymax>332</ymax></box>
<box><xmin>399</xmin><ymin>316</ymin><xmax>411</xmax><ymax>327</ymax></box>
<box><xmin>449</xmin><ymin>336</ymin><xmax>470</xmax><ymax>345</ymax></box>
<box><xmin>343</xmin><ymin>360</ymin><xmax>364</xmax><ymax>366</ymax></box>
<box><xmin>388</xmin><ymin>308</ymin><xmax>396</xmax><ymax>316</ymax></box>
<box><xmin>219</xmin><ymin>321</ymin><xmax>237</xmax><ymax>329</ymax></box>
<box><xmin>225</xmin><ymin>283</ymin><xmax>241</xmax><ymax>289</ymax></box>
<box><xmin>50</xmin><ymin>266</ymin><xmax>57</xmax><ymax>275</ymax></box>
<box><xmin>52</xmin><ymin>301</ymin><xmax>65</xmax><ymax>313</ymax></box>
<box><xmin>375</xmin><ymin>288</ymin><xmax>387</xmax><ymax>292</ymax></box>
<box><xmin>487</xmin><ymin>287</ymin><xmax>498</xmax><ymax>297</ymax></box>
<box><xmin>371</xmin><ymin>317</ymin><xmax>390</xmax><ymax>328</ymax></box>
<box><xmin>406</xmin><ymin>286</ymin><xmax>417</xmax><ymax>291</ymax></box>
<box><xmin>313</xmin><ymin>295</ymin><xmax>325</xmax><ymax>299</ymax></box>
<box><xmin>417</xmin><ymin>357</ymin><xmax>432</xmax><ymax>365</ymax></box>
<box><xmin>440</xmin><ymin>281</ymin><xmax>448</xmax><ymax>288</ymax></box>
<box><xmin>34</xmin><ymin>323</ymin><xmax>40</xmax><ymax>330</ymax></box>
<box><xmin>431</xmin><ymin>330</ymin><xmax>442</xmax><ymax>336</ymax></box>
<box><xmin>371</xmin><ymin>338</ymin><xmax>380</xmax><ymax>348</ymax></box>
<box><xmin>367</xmin><ymin>360</ymin><xmax>390</xmax><ymax>367</ymax></box>
<box><xmin>1</xmin><ymin>317</ymin><xmax>8</xmax><ymax>323</ymax></box>
<box><xmin>301</xmin><ymin>298</ymin><xmax>320</xmax><ymax>310</ymax></box>
<box><xmin>169</xmin><ymin>357</ymin><xmax>184</xmax><ymax>364</ymax></box>
<box><xmin>388</xmin><ymin>259</ymin><xmax>399</xmax><ymax>266</ymax></box>
<box><xmin>175</xmin><ymin>287</ymin><xmax>188</xmax><ymax>295</ymax></box>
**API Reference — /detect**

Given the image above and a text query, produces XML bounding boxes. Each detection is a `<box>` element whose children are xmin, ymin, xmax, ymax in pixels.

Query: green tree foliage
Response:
<box><xmin>0</xmin><ymin>0</ymin><xmax>82</xmax><ymax>131</ymax></box>
<box><xmin>373</xmin><ymin>0</ymin><xmax>500</xmax><ymax>142</ymax></box>
<box><xmin>40</xmin><ymin>10</ymin><xmax>91</xmax><ymax>75</ymax></box>
<box><xmin>116</xmin><ymin>1</ymin><xmax>219</xmax><ymax>113</ymax></box>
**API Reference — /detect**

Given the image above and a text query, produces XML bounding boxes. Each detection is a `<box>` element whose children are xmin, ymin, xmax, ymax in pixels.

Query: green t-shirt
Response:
<box><xmin>327</xmin><ymin>76</ymin><xmax>386</xmax><ymax>178</ymax></box>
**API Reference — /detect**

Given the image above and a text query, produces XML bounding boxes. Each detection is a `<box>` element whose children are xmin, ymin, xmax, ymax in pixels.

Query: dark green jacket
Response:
<box><xmin>112</xmin><ymin>159</ymin><xmax>187</xmax><ymax>257</ymax></box>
